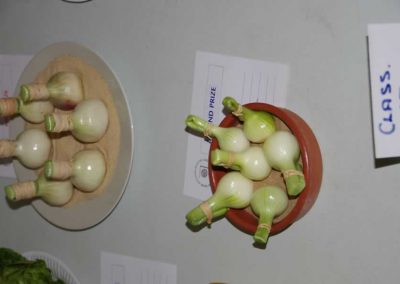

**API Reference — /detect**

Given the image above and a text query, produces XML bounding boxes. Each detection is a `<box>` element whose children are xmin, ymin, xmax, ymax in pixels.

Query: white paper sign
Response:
<box><xmin>368</xmin><ymin>24</ymin><xmax>400</xmax><ymax>159</ymax></box>
<box><xmin>184</xmin><ymin>51</ymin><xmax>289</xmax><ymax>200</ymax></box>
<box><xmin>0</xmin><ymin>55</ymin><xmax>32</xmax><ymax>178</ymax></box>
<box><xmin>101</xmin><ymin>251</ymin><xmax>177</xmax><ymax>284</ymax></box>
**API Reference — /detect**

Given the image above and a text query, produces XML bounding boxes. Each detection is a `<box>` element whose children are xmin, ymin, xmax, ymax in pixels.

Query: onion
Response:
<box><xmin>211</xmin><ymin>146</ymin><xmax>271</xmax><ymax>181</ymax></box>
<box><xmin>0</xmin><ymin>129</ymin><xmax>51</xmax><ymax>169</ymax></box>
<box><xmin>185</xmin><ymin>114</ymin><xmax>249</xmax><ymax>152</ymax></box>
<box><xmin>262</xmin><ymin>130</ymin><xmax>305</xmax><ymax>196</ymax></box>
<box><xmin>0</xmin><ymin>97</ymin><xmax>54</xmax><ymax>123</ymax></box>
<box><xmin>44</xmin><ymin>149</ymin><xmax>106</xmax><ymax>192</ymax></box>
<box><xmin>45</xmin><ymin>99</ymin><xmax>109</xmax><ymax>143</ymax></box>
<box><xmin>19</xmin><ymin>71</ymin><xmax>84</xmax><ymax>110</ymax></box>
<box><xmin>223</xmin><ymin>96</ymin><xmax>276</xmax><ymax>143</ymax></box>
<box><xmin>250</xmin><ymin>186</ymin><xmax>288</xmax><ymax>244</ymax></box>
<box><xmin>4</xmin><ymin>175</ymin><xmax>74</xmax><ymax>206</ymax></box>
<box><xmin>186</xmin><ymin>172</ymin><xmax>253</xmax><ymax>226</ymax></box>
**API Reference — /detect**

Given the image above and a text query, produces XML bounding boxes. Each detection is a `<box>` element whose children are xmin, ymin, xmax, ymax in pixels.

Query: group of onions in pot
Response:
<box><xmin>0</xmin><ymin>71</ymin><xmax>109</xmax><ymax>206</ymax></box>
<box><xmin>185</xmin><ymin>96</ymin><xmax>305</xmax><ymax>245</ymax></box>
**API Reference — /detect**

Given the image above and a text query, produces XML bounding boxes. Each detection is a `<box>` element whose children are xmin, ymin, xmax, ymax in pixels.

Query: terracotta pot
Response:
<box><xmin>208</xmin><ymin>102</ymin><xmax>323</xmax><ymax>236</ymax></box>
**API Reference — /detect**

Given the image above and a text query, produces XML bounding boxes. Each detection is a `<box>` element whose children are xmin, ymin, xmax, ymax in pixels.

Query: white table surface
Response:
<box><xmin>1</xmin><ymin>0</ymin><xmax>400</xmax><ymax>283</ymax></box>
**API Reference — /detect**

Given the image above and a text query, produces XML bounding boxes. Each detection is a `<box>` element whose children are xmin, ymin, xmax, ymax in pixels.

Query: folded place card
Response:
<box><xmin>101</xmin><ymin>252</ymin><xmax>177</xmax><ymax>284</ymax></box>
<box><xmin>368</xmin><ymin>23</ymin><xmax>400</xmax><ymax>159</ymax></box>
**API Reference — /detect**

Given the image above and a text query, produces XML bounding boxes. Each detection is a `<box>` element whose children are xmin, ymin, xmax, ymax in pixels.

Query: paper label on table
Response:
<box><xmin>184</xmin><ymin>51</ymin><xmax>289</xmax><ymax>200</ymax></box>
<box><xmin>368</xmin><ymin>23</ymin><xmax>400</xmax><ymax>159</ymax></box>
<box><xmin>0</xmin><ymin>55</ymin><xmax>32</xmax><ymax>178</ymax></box>
<box><xmin>101</xmin><ymin>251</ymin><xmax>177</xmax><ymax>284</ymax></box>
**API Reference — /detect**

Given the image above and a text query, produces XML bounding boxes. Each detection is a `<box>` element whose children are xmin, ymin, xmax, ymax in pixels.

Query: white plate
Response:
<box><xmin>23</xmin><ymin>251</ymin><xmax>80</xmax><ymax>284</ymax></box>
<box><xmin>9</xmin><ymin>42</ymin><xmax>134</xmax><ymax>230</ymax></box>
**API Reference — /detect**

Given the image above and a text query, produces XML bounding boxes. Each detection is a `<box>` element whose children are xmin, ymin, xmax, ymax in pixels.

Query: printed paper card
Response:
<box><xmin>184</xmin><ymin>51</ymin><xmax>289</xmax><ymax>200</ymax></box>
<box><xmin>368</xmin><ymin>23</ymin><xmax>400</xmax><ymax>159</ymax></box>
<box><xmin>101</xmin><ymin>251</ymin><xmax>177</xmax><ymax>284</ymax></box>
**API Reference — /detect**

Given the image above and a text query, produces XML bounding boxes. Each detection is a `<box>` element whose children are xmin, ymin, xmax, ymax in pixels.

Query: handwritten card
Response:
<box><xmin>0</xmin><ymin>55</ymin><xmax>32</xmax><ymax>178</ymax></box>
<box><xmin>368</xmin><ymin>24</ymin><xmax>400</xmax><ymax>159</ymax></box>
<box><xmin>101</xmin><ymin>252</ymin><xmax>177</xmax><ymax>284</ymax></box>
<box><xmin>184</xmin><ymin>51</ymin><xmax>289</xmax><ymax>200</ymax></box>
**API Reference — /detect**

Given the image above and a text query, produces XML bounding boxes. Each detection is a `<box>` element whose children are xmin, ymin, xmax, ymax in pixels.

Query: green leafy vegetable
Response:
<box><xmin>0</xmin><ymin>248</ymin><xmax>26</xmax><ymax>269</ymax></box>
<box><xmin>0</xmin><ymin>248</ymin><xmax>65</xmax><ymax>284</ymax></box>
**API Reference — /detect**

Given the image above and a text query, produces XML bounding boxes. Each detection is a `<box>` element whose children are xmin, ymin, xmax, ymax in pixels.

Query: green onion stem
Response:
<box><xmin>254</xmin><ymin>213</ymin><xmax>274</xmax><ymax>244</ymax></box>
<box><xmin>44</xmin><ymin>114</ymin><xmax>56</xmax><ymax>132</ymax></box>
<box><xmin>210</xmin><ymin>149</ymin><xmax>240</xmax><ymax>171</ymax></box>
<box><xmin>222</xmin><ymin>96</ymin><xmax>240</xmax><ymax>112</ymax></box>
<box><xmin>186</xmin><ymin>204</ymin><xmax>228</xmax><ymax>226</ymax></box>
<box><xmin>19</xmin><ymin>85</ymin><xmax>31</xmax><ymax>103</ymax></box>
<box><xmin>185</xmin><ymin>115</ymin><xmax>211</xmax><ymax>134</ymax></box>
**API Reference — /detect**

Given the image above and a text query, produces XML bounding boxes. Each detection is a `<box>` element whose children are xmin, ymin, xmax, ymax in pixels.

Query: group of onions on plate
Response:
<box><xmin>0</xmin><ymin>71</ymin><xmax>109</xmax><ymax>206</ymax></box>
<box><xmin>185</xmin><ymin>97</ymin><xmax>305</xmax><ymax>245</ymax></box>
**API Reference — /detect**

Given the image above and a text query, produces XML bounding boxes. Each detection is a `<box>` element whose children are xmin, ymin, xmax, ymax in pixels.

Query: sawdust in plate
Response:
<box><xmin>25</xmin><ymin>55</ymin><xmax>121</xmax><ymax>207</ymax></box>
